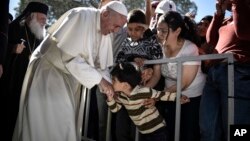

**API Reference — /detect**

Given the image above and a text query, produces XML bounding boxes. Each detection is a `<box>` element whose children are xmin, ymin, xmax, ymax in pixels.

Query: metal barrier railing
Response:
<box><xmin>81</xmin><ymin>53</ymin><xmax>234</xmax><ymax>141</ymax></box>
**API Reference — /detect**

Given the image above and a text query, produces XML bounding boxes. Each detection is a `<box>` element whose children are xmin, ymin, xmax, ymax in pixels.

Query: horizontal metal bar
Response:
<box><xmin>144</xmin><ymin>53</ymin><xmax>234</xmax><ymax>64</ymax></box>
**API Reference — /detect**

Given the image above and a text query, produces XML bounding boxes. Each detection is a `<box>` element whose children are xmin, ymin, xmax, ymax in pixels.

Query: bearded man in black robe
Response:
<box><xmin>0</xmin><ymin>2</ymin><xmax>48</xmax><ymax>140</ymax></box>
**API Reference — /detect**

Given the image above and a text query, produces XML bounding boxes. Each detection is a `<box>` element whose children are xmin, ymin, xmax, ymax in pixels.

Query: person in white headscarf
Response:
<box><xmin>12</xmin><ymin>1</ymin><xmax>127</xmax><ymax>141</ymax></box>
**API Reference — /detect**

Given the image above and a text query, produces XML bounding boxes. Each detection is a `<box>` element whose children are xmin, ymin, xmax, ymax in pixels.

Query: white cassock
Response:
<box><xmin>13</xmin><ymin>7</ymin><xmax>113</xmax><ymax>141</ymax></box>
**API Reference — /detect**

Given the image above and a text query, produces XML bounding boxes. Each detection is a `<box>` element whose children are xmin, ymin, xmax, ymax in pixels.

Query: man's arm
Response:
<box><xmin>206</xmin><ymin>0</ymin><xmax>226</xmax><ymax>47</ymax></box>
<box><xmin>144</xmin><ymin>64</ymin><xmax>161</xmax><ymax>88</ymax></box>
<box><xmin>98</xmin><ymin>68</ymin><xmax>115</xmax><ymax>96</ymax></box>
<box><xmin>145</xmin><ymin>0</ymin><xmax>152</xmax><ymax>25</ymax></box>
<box><xmin>232</xmin><ymin>0</ymin><xmax>250</xmax><ymax>40</ymax></box>
<box><xmin>65</xmin><ymin>55</ymin><xmax>107</xmax><ymax>89</ymax></box>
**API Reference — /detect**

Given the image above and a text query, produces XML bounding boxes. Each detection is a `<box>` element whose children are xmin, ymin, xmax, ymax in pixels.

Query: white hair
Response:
<box><xmin>28</xmin><ymin>13</ymin><xmax>46</xmax><ymax>40</ymax></box>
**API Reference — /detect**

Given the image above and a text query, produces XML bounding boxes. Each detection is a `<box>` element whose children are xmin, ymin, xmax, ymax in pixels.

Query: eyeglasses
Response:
<box><xmin>156</xmin><ymin>28</ymin><xmax>168</xmax><ymax>34</ymax></box>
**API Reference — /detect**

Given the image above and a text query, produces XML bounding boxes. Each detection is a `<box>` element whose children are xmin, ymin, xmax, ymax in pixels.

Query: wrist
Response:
<box><xmin>215</xmin><ymin>10</ymin><xmax>225</xmax><ymax>16</ymax></box>
<box><xmin>107</xmin><ymin>96</ymin><xmax>113</xmax><ymax>102</ymax></box>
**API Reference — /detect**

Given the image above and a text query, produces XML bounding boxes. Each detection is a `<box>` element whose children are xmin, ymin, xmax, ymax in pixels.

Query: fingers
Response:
<box><xmin>180</xmin><ymin>95</ymin><xmax>190</xmax><ymax>104</ymax></box>
<box><xmin>134</xmin><ymin>58</ymin><xmax>145</xmax><ymax>67</ymax></box>
<box><xmin>143</xmin><ymin>98</ymin><xmax>156</xmax><ymax>108</ymax></box>
<box><xmin>99</xmin><ymin>78</ymin><xmax>114</xmax><ymax>95</ymax></box>
<box><xmin>15</xmin><ymin>44</ymin><xmax>26</xmax><ymax>54</ymax></box>
<box><xmin>216</xmin><ymin>0</ymin><xmax>228</xmax><ymax>15</ymax></box>
<box><xmin>141</xmin><ymin>68</ymin><xmax>153</xmax><ymax>84</ymax></box>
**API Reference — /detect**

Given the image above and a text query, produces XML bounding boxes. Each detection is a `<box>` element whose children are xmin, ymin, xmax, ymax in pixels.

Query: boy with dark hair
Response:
<box><xmin>114</xmin><ymin>9</ymin><xmax>163</xmax><ymax>141</ymax></box>
<box><xmin>105</xmin><ymin>63</ymin><xmax>189</xmax><ymax>141</ymax></box>
<box><xmin>116</xmin><ymin>9</ymin><xmax>163</xmax><ymax>87</ymax></box>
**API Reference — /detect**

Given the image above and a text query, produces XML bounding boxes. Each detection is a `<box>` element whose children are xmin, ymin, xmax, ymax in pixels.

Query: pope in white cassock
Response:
<box><xmin>12</xmin><ymin>1</ymin><xmax>127</xmax><ymax>141</ymax></box>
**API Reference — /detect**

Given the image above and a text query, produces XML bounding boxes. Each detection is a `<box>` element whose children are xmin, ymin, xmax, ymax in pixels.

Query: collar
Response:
<box><xmin>129</xmin><ymin>85</ymin><xmax>141</xmax><ymax>96</ymax></box>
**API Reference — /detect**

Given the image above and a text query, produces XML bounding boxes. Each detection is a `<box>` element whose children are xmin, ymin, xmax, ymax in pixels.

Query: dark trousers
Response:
<box><xmin>140</xmin><ymin>127</ymin><xmax>167</xmax><ymax>141</ymax></box>
<box><xmin>164</xmin><ymin>96</ymin><xmax>201</xmax><ymax>141</ymax></box>
<box><xmin>115</xmin><ymin>106</ymin><xmax>136</xmax><ymax>141</ymax></box>
<box><xmin>200</xmin><ymin>63</ymin><xmax>250</xmax><ymax>141</ymax></box>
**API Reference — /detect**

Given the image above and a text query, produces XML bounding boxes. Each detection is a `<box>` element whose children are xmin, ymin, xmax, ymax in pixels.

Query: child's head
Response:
<box><xmin>197</xmin><ymin>15</ymin><xmax>213</xmax><ymax>37</ymax></box>
<box><xmin>127</xmin><ymin>9</ymin><xmax>148</xmax><ymax>41</ymax></box>
<box><xmin>111</xmin><ymin>63</ymin><xmax>141</xmax><ymax>92</ymax></box>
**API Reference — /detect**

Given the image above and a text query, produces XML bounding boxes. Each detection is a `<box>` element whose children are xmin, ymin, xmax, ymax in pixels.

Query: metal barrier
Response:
<box><xmin>81</xmin><ymin>53</ymin><xmax>235</xmax><ymax>141</ymax></box>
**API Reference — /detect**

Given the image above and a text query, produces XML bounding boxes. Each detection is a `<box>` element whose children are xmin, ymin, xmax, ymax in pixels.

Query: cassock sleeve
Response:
<box><xmin>47</xmin><ymin>8</ymin><xmax>105</xmax><ymax>88</ymax></box>
<box><xmin>65</xmin><ymin>55</ymin><xmax>102</xmax><ymax>89</ymax></box>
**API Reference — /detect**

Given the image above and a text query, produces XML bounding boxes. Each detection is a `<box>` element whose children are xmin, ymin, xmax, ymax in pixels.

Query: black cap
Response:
<box><xmin>9</xmin><ymin>13</ymin><xmax>13</xmax><ymax>21</ymax></box>
<box><xmin>22</xmin><ymin>2</ymin><xmax>48</xmax><ymax>16</ymax></box>
<box><xmin>12</xmin><ymin>2</ymin><xmax>48</xmax><ymax>24</ymax></box>
<box><xmin>201</xmin><ymin>15</ymin><xmax>213</xmax><ymax>23</ymax></box>
<box><xmin>128</xmin><ymin>9</ymin><xmax>146</xmax><ymax>25</ymax></box>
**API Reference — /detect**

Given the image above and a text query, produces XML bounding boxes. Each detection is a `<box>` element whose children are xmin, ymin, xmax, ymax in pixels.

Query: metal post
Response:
<box><xmin>78</xmin><ymin>87</ymin><xmax>87</xmax><ymax>141</ymax></box>
<box><xmin>83</xmin><ymin>89</ymin><xmax>92</xmax><ymax>140</ymax></box>
<box><xmin>119</xmin><ymin>54</ymin><xmax>239</xmax><ymax>141</ymax></box>
<box><xmin>135</xmin><ymin>128</ymin><xmax>139</xmax><ymax>141</ymax></box>
<box><xmin>106</xmin><ymin>109</ymin><xmax>112</xmax><ymax>141</ymax></box>
<box><xmin>144</xmin><ymin>53</ymin><xmax>235</xmax><ymax>141</ymax></box>
<box><xmin>227</xmin><ymin>54</ymin><xmax>234</xmax><ymax>141</ymax></box>
<box><xmin>174</xmin><ymin>61</ymin><xmax>182</xmax><ymax>141</ymax></box>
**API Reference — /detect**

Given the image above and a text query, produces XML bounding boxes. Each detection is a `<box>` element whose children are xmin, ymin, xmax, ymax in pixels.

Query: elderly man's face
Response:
<box><xmin>36</xmin><ymin>12</ymin><xmax>47</xmax><ymax>27</ymax></box>
<box><xmin>100</xmin><ymin>10</ymin><xmax>127</xmax><ymax>35</ymax></box>
<box><xmin>28</xmin><ymin>12</ymin><xmax>47</xmax><ymax>40</ymax></box>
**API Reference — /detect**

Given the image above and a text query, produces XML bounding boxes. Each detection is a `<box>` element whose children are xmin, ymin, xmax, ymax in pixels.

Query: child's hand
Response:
<box><xmin>143</xmin><ymin>98</ymin><xmax>156</xmax><ymax>108</ymax></box>
<box><xmin>134</xmin><ymin>57</ymin><xmax>145</xmax><ymax>67</ymax></box>
<box><xmin>106</xmin><ymin>92</ymin><xmax>114</xmax><ymax>102</ymax></box>
<box><xmin>180</xmin><ymin>95</ymin><xmax>190</xmax><ymax>104</ymax></box>
<box><xmin>141</xmin><ymin>68</ymin><xmax>153</xmax><ymax>85</ymax></box>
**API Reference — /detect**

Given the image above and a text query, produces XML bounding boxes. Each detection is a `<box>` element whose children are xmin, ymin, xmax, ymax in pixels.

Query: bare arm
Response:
<box><xmin>144</xmin><ymin>64</ymin><xmax>161</xmax><ymax>88</ymax></box>
<box><xmin>206</xmin><ymin>0</ymin><xmax>226</xmax><ymax>47</ymax></box>
<box><xmin>232</xmin><ymin>0</ymin><xmax>250</xmax><ymax>40</ymax></box>
<box><xmin>99</xmin><ymin>78</ymin><xmax>114</xmax><ymax>96</ymax></box>
<box><xmin>166</xmin><ymin>65</ymin><xmax>199</xmax><ymax>93</ymax></box>
<box><xmin>145</xmin><ymin>0</ymin><xmax>152</xmax><ymax>26</ymax></box>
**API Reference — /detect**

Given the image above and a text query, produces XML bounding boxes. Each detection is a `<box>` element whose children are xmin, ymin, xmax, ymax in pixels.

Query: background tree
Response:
<box><xmin>123</xmin><ymin>0</ymin><xmax>144</xmax><ymax>11</ymax></box>
<box><xmin>14</xmin><ymin>0</ymin><xmax>198</xmax><ymax>26</ymax></box>
<box><xmin>174</xmin><ymin>0</ymin><xmax>197</xmax><ymax>16</ymax></box>
<box><xmin>16</xmin><ymin>0</ymin><xmax>86</xmax><ymax>25</ymax></box>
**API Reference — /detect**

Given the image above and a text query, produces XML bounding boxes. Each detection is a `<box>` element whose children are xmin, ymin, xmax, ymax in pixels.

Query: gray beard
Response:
<box><xmin>28</xmin><ymin>18</ymin><xmax>46</xmax><ymax>40</ymax></box>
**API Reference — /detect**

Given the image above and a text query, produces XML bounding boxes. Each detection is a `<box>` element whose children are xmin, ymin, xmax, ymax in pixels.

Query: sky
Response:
<box><xmin>9</xmin><ymin>0</ymin><xmax>228</xmax><ymax>22</ymax></box>
<box><xmin>193</xmin><ymin>0</ymin><xmax>216</xmax><ymax>21</ymax></box>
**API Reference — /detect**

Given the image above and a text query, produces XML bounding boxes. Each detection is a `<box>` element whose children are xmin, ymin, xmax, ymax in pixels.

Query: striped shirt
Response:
<box><xmin>107</xmin><ymin>86</ymin><xmax>176</xmax><ymax>134</ymax></box>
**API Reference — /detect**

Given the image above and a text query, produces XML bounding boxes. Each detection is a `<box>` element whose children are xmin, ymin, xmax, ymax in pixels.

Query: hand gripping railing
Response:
<box><xmin>81</xmin><ymin>53</ymin><xmax>234</xmax><ymax>141</ymax></box>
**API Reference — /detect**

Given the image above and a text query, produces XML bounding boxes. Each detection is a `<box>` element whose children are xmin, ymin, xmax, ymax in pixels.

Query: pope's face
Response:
<box><xmin>101</xmin><ymin>10</ymin><xmax>127</xmax><ymax>35</ymax></box>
